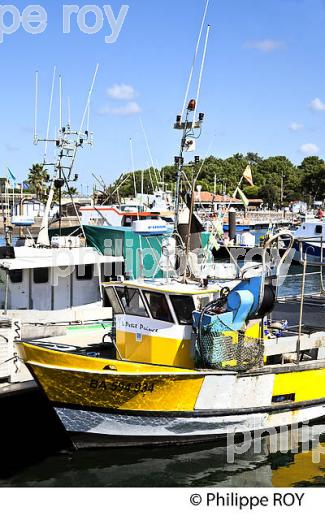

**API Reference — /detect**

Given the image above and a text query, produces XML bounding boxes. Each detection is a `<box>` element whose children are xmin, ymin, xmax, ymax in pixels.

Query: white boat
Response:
<box><xmin>290</xmin><ymin>218</ymin><xmax>325</xmax><ymax>262</ymax></box>
<box><xmin>0</xmin><ymin>71</ymin><xmax>124</xmax><ymax>395</ymax></box>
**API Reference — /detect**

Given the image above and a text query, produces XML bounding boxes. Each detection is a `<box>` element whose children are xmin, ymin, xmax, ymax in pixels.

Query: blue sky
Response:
<box><xmin>1</xmin><ymin>0</ymin><xmax>325</xmax><ymax>192</ymax></box>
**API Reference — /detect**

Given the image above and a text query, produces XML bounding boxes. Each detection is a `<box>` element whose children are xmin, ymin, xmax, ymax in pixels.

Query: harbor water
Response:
<box><xmin>0</xmin><ymin>265</ymin><xmax>324</xmax><ymax>487</ymax></box>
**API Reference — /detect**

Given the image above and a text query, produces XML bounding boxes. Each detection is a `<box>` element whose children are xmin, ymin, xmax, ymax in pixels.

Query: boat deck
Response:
<box><xmin>272</xmin><ymin>294</ymin><xmax>325</xmax><ymax>332</ymax></box>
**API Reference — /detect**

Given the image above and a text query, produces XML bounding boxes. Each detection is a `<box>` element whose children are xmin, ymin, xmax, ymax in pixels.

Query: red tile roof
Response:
<box><xmin>194</xmin><ymin>191</ymin><xmax>241</xmax><ymax>203</ymax></box>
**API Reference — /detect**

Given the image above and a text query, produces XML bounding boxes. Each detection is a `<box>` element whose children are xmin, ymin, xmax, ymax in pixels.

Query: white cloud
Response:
<box><xmin>245</xmin><ymin>39</ymin><xmax>285</xmax><ymax>52</ymax></box>
<box><xmin>98</xmin><ymin>101</ymin><xmax>141</xmax><ymax>117</ymax></box>
<box><xmin>106</xmin><ymin>84</ymin><xmax>136</xmax><ymax>100</ymax></box>
<box><xmin>309</xmin><ymin>97</ymin><xmax>325</xmax><ymax>111</ymax></box>
<box><xmin>289</xmin><ymin>122</ymin><xmax>304</xmax><ymax>131</ymax></box>
<box><xmin>299</xmin><ymin>143</ymin><xmax>320</xmax><ymax>155</ymax></box>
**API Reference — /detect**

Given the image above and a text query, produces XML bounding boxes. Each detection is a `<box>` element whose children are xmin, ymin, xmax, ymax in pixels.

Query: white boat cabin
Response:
<box><xmin>80</xmin><ymin>205</ymin><xmax>173</xmax><ymax>230</ymax></box>
<box><xmin>293</xmin><ymin>219</ymin><xmax>325</xmax><ymax>240</ymax></box>
<box><xmin>0</xmin><ymin>246</ymin><xmax>123</xmax><ymax>311</ymax></box>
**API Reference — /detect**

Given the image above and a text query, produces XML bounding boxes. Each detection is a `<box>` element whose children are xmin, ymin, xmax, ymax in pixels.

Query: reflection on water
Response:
<box><xmin>1</xmin><ymin>423</ymin><xmax>324</xmax><ymax>487</ymax></box>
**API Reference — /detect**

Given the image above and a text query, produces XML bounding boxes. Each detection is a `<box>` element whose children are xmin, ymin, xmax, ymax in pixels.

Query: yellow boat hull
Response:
<box><xmin>18</xmin><ymin>342</ymin><xmax>325</xmax><ymax>448</ymax></box>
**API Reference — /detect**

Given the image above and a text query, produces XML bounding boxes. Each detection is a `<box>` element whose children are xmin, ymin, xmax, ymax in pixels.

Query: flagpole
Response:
<box><xmin>20</xmin><ymin>182</ymin><xmax>24</xmax><ymax>238</ymax></box>
<box><xmin>5</xmin><ymin>169</ymin><xmax>9</xmax><ymax>223</ymax></box>
<box><xmin>4</xmin><ymin>175</ymin><xmax>10</xmax><ymax>246</ymax></box>
<box><xmin>12</xmin><ymin>182</ymin><xmax>15</xmax><ymax>221</ymax></box>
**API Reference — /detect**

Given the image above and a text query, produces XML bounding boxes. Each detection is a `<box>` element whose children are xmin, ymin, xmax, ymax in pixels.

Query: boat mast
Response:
<box><xmin>173</xmin><ymin>101</ymin><xmax>204</xmax><ymax>231</ymax></box>
<box><xmin>34</xmin><ymin>66</ymin><xmax>98</xmax><ymax>246</ymax></box>
<box><xmin>173</xmin><ymin>23</ymin><xmax>210</xmax><ymax>232</ymax></box>
<box><xmin>173</xmin><ymin>0</ymin><xmax>210</xmax><ymax>232</ymax></box>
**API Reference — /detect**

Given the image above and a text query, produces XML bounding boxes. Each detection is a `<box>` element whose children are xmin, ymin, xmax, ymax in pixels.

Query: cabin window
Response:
<box><xmin>115</xmin><ymin>287</ymin><xmax>148</xmax><ymax>317</ymax></box>
<box><xmin>143</xmin><ymin>291</ymin><xmax>174</xmax><ymax>323</ymax></box>
<box><xmin>170</xmin><ymin>295</ymin><xmax>195</xmax><ymax>325</ymax></box>
<box><xmin>104</xmin><ymin>287</ymin><xmax>124</xmax><ymax>314</ymax></box>
<box><xmin>315</xmin><ymin>225</ymin><xmax>323</xmax><ymax>234</ymax></box>
<box><xmin>76</xmin><ymin>264</ymin><xmax>93</xmax><ymax>280</ymax></box>
<box><xmin>123</xmin><ymin>216</ymin><xmax>132</xmax><ymax>227</ymax></box>
<box><xmin>9</xmin><ymin>269</ymin><xmax>23</xmax><ymax>284</ymax></box>
<box><xmin>33</xmin><ymin>268</ymin><xmax>49</xmax><ymax>284</ymax></box>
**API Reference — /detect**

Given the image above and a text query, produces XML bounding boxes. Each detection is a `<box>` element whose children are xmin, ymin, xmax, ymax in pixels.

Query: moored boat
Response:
<box><xmin>18</xmin><ymin>274</ymin><xmax>325</xmax><ymax>447</ymax></box>
<box><xmin>18</xmin><ymin>240</ymin><xmax>325</xmax><ymax>449</ymax></box>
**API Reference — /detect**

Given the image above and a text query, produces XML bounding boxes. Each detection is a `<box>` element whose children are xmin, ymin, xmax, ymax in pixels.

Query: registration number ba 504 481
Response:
<box><xmin>89</xmin><ymin>379</ymin><xmax>155</xmax><ymax>394</ymax></box>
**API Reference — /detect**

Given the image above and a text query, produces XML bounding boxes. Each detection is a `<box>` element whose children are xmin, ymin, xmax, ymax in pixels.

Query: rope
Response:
<box><xmin>0</xmin><ymin>353</ymin><xmax>20</xmax><ymax>373</ymax></box>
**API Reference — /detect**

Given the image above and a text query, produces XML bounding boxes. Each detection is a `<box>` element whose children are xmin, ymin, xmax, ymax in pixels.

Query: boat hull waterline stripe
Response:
<box><xmin>54</xmin><ymin>404</ymin><xmax>325</xmax><ymax>441</ymax></box>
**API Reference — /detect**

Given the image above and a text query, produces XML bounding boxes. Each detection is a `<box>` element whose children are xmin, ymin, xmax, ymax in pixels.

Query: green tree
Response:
<box><xmin>27</xmin><ymin>164</ymin><xmax>50</xmax><ymax>202</ymax></box>
<box><xmin>299</xmin><ymin>156</ymin><xmax>325</xmax><ymax>203</ymax></box>
<box><xmin>105</xmin><ymin>152</ymin><xmax>325</xmax><ymax>206</ymax></box>
<box><xmin>243</xmin><ymin>185</ymin><xmax>260</xmax><ymax>198</ymax></box>
<box><xmin>259</xmin><ymin>184</ymin><xmax>281</xmax><ymax>207</ymax></box>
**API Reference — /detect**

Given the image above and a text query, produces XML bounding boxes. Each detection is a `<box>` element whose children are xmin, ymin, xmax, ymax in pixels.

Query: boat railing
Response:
<box><xmin>294</xmin><ymin>236</ymin><xmax>325</xmax><ymax>266</ymax></box>
<box><xmin>276</xmin><ymin>270</ymin><xmax>324</xmax><ymax>300</ymax></box>
<box><xmin>275</xmin><ymin>240</ymin><xmax>325</xmax><ymax>364</ymax></box>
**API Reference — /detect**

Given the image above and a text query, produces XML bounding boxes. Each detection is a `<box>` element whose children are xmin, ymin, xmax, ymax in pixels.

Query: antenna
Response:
<box><xmin>87</xmin><ymin>102</ymin><xmax>90</xmax><ymax>134</ymax></box>
<box><xmin>44</xmin><ymin>65</ymin><xmax>57</xmax><ymax>163</ymax></box>
<box><xmin>129</xmin><ymin>138</ymin><xmax>137</xmax><ymax>198</ymax></box>
<box><xmin>139</xmin><ymin>116</ymin><xmax>160</xmax><ymax>187</ymax></box>
<box><xmin>34</xmin><ymin>70</ymin><xmax>39</xmax><ymax>144</ymax></box>
<box><xmin>59</xmin><ymin>75</ymin><xmax>62</xmax><ymax>131</ymax></box>
<box><xmin>180</xmin><ymin>0</ymin><xmax>210</xmax><ymax>120</ymax></box>
<box><xmin>145</xmin><ymin>161</ymin><xmax>155</xmax><ymax>192</ymax></box>
<box><xmin>67</xmin><ymin>96</ymin><xmax>71</xmax><ymax>126</ymax></box>
<box><xmin>34</xmin><ymin>67</ymin><xmax>98</xmax><ymax>246</ymax></box>
<box><xmin>79</xmin><ymin>63</ymin><xmax>99</xmax><ymax>135</ymax></box>
<box><xmin>192</xmin><ymin>24</ymin><xmax>210</xmax><ymax>128</ymax></box>
<box><xmin>92</xmin><ymin>173</ymin><xmax>106</xmax><ymax>191</ymax></box>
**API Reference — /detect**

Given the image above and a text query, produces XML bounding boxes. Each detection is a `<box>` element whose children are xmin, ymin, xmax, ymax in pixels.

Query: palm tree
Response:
<box><xmin>27</xmin><ymin>164</ymin><xmax>50</xmax><ymax>202</ymax></box>
<box><xmin>63</xmin><ymin>186</ymin><xmax>78</xmax><ymax>197</ymax></box>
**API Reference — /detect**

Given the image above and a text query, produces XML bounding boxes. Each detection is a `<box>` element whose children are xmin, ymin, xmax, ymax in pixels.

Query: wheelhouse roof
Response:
<box><xmin>103</xmin><ymin>278</ymin><xmax>238</xmax><ymax>295</ymax></box>
<box><xmin>0</xmin><ymin>246</ymin><xmax>123</xmax><ymax>271</ymax></box>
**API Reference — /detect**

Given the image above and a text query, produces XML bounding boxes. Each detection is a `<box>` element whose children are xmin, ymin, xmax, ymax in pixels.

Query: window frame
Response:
<box><xmin>315</xmin><ymin>225</ymin><xmax>323</xmax><ymax>235</ymax></box>
<box><xmin>143</xmin><ymin>290</ymin><xmax>175</xmax><ymax>323</ymax></box>
<box><xmin>76</xmin><ymin>264</ymin><xmax>94</xmax><ymax>281</ymax></box>
<box><xmin>104</xmin><ymin>286</ymin><xmax>124</xmax><ymax>314</ymax></box>
<box><xmin>115</xmin><ymin>286</ymin><xmax>149</xmax><ymax>318</ymax></box>
<box><xmin>170</xmin><ymin>294</ymin><xmax>195</xmax><ymax>325</ymax></box>
<box><xmin>33</xmin><ymin>267</ymin><xmax>49</xmax><ymax>285</ymax></box>
<box><xmin>9</xmin><ymin>269</ymin><xmax>23</xmax><ymax>284</ymax></box>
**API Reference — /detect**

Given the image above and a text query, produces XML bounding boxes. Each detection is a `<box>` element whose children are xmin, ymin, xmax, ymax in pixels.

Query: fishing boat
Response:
<box><xmin>0</xmin><ymin>68</ymin><xmax>124</xmax><ymax>394</ymax></box>
<box><xmin>17</xmin><ymin>241</ymin><xmax>325</xmax><ymax>448</ymax></box>
<box><xmin>16</xmin><ymin>261</ymin><xmax>267</xmax><ymax>445</ymax></box>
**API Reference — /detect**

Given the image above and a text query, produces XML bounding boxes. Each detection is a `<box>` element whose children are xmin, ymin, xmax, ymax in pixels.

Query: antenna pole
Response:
<box><xmin>44</xmin><ymin>65</ymin><xmax>57</xmax><ymax>163</ymax></box>
<box><xmin>87</xmin><ymin>103</ymin><xmax>90</xmax><ymax>134</ymax></box>
<box><xmin>141</xmin><ymin>170</ymin><xmax>144</xmax><ymax>202</ymax></box>
<box><xmin>79</xmin><ymin>63</ymin><xmax>99</xmax><ymax>135</ymax></box>
<box><xmin>59</xmin><ymin>75</ymin><xmax>62</xmax><ymax>131</ymax></box>
<box><xmin>67</xmin><ymin>97</ymin><xmax>71</xmax><ymax>126</ymax></box>
<box><xmin>181</xmin><ymin>0</ymin><xmax>210</xmax><ymax>119</ymax></box>
<box><xmin>34</xmin><ymin>70</ymin><xmax>39</xmax><ymax>144</ymax></box>
<box><xmin>129</xmin><ymin>138</ymin><xmax>137</xmax><ymax>198</ymax></box>
<box><xmin>139</xmin><ymin>116</ymin><xmax>160</xmax><ymax>187</ymax></box>
<box><xmin>192</xmin><ymin>24</ymin><xmax>210</xmax><ymax>128</ymax></box>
